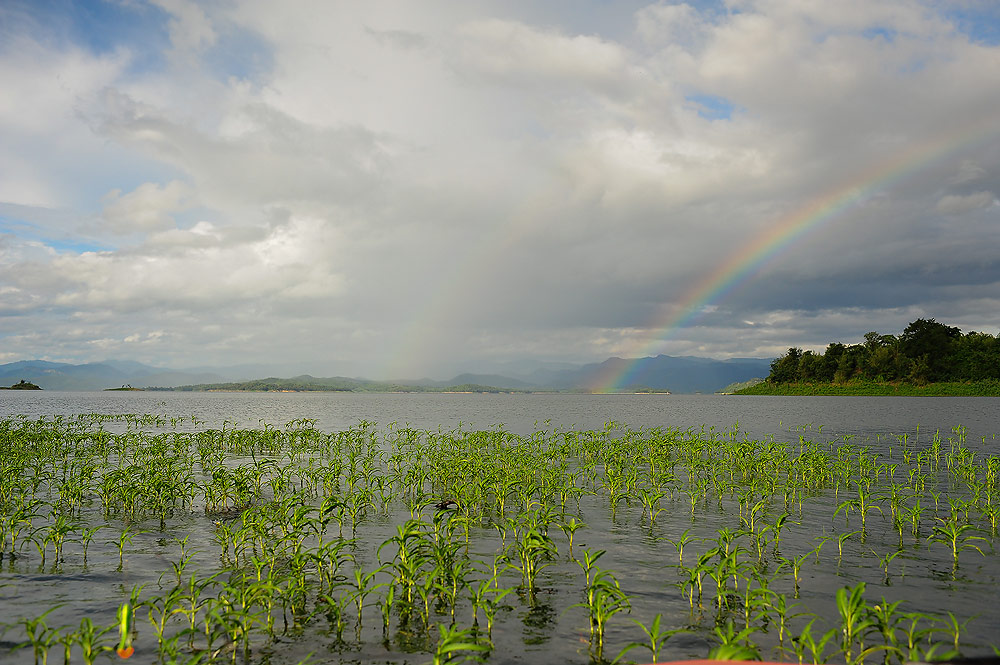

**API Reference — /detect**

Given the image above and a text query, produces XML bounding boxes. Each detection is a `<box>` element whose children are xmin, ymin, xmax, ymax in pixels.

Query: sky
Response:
<box><xmin>1</xmin><ymin>0</ymin><xmax>999</xmax><ymax>380</ymax></box>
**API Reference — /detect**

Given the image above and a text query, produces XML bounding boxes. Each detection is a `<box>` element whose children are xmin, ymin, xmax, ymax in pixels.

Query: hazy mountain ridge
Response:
<box><xmin>0</xmin><ymin>360</ymin><xmax>231</xmax><ymax>391</ymax></box>
<box><xmin>515</xmin><ymin>355</ymin><xmax>772</xmax><ymax>393</ymax></box>
<box><xmin>0</xmin><ymin>356</ymin><xmax>771</xmax><ymax>393</ymax></box>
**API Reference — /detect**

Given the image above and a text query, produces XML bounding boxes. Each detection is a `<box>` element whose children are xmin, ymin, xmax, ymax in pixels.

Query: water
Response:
<box><xmin>3</xmin><ymin>391</ymin><xmax>1000</xmax><ymax>443</ymax></box>
<box><xmin>2</xmin><ymin>392</ymin><xmax>999</xmax><ymax>665</ymax></box>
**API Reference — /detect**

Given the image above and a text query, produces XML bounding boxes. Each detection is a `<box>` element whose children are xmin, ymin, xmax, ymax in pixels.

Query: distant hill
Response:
<box><xmin>0</xmin><ymin>354</ymin><xmax>773</xmax><ymax>393</ymax></box>
<box><xmin>421</xmin><ymin>373</ymin><xmax>535</xmax><ymax>390</ymax></box>
<box><xmin>520</xmin><ymin>355</ymin><xmax>772</xmax><ymax>393</ymax></box>
<box><xmin>165</xmin><ymin>375</ymin><xmax>527</xmax><ymax>393</ymax></box>
<box><xmin>0</xmin><ymin>360</ymin><xmax>229</xmax><ymax>391</ymax></box>
<box><xmin>718</xmin><ymin>378</ymin><xmax>766</xmax><ymax>394</ymax></box>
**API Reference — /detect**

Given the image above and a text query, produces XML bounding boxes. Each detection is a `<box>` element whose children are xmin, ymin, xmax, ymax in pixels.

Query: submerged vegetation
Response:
<box><xmin>744</xmin><ymin>318</ymin><xmax>1000</xmax><ymax>395</ymax></box>
<box><xmin>1</xmin><ymin>414</ymin><xmax>998</xmax><ymax>664</ymax></box>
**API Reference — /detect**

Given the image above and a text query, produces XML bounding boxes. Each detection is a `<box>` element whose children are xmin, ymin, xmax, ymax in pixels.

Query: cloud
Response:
<box><xmin>102</xmin><ymin>180</ymin><xmax>194</xmax><ymax>233</ymax></box>
<box><xmin>936</xmin><ymin>191</ymin><xmax>995</xmax><ymax>214</ymax></box>
<box><xmin>3</xmin><ymin>0</ymin><xmax>1000</xmax><ymax>376</ymax></box>
<box><xmin>455</xmin><ymin>18</ymin><xmax>631</xmax><ymax>91</ymax></box>
<box><xmin>151</xmin><ymin>0</ymin><xmax>217</xmax><ymax>55</ymax></box>
<box><xmin>0</xmin><ymin>26</ymin><xmax>127</xmax><ymax>208</ymax></box>
<box><xmin>82</xmin><ymin>88</ymin><xmax>398</xmax><ymax>219</ymax></box>
<box><xmin>365</xmin><ymin>26</ymin><xmax>427</xmax><ymax>51</ymax></box>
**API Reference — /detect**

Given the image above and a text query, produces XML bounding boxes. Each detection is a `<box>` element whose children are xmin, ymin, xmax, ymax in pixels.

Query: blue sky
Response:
<box><xmin>2</xmin><ymin>0</ymin><xmax>999</xmax><ymax>378</ymax></box>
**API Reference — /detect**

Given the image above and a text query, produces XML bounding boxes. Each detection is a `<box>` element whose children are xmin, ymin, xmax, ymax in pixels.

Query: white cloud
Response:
<box><xmin>455</xmin><ymin>18</ymin><xmax>631</xmax><ymax>90</ymax></box>
<box><xmin>0</xmin><ymin>32</ymin><xmax>126</xmax><ymax>208</ymax></box>
<box><xmin>0</xmin><ymin>35</ymin><xmax>125</xmax><ymax>135</ymax></box>
<box><xmin>151</xmin><ymin>0</ymin><xmax>217</xmax><ymax>55</ymax></box>
<box><xmin>102</xmin><ymin>180</ymin><xmax>194</xmax><ymax>233</ymax></box>
<box><xmin>634</xmin><ymin>3</ymin><xmax>705</xmax><ymax>49</ymax></box>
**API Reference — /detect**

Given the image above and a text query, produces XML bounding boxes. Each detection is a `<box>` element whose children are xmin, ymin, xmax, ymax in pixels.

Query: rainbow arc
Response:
<box><xmin>592</xmin><ymin>119</ymin><xmax>1000</xmax><ymax>393</ymax></box>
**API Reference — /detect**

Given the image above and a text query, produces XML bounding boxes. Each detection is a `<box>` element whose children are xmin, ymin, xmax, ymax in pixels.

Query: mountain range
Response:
<box><xmin>0</xmin><ymin>355</ymin><xmax>772</xmax><ymax>393</ymax></box>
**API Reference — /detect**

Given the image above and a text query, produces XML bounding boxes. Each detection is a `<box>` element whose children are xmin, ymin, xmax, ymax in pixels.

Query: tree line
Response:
<box><xmin>766</xmin><ymin>318</ymin><xmax>1000</xmax><ymax>384</ymax></box>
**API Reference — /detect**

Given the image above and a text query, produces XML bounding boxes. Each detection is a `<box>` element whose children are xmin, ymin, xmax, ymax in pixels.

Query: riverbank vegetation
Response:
<box><xmin>741</xmin><ymin>318</ymin><xmax>1000</xmax><ymax>395</ymax></box>
<box><xmin>737</xmin><ymin>380</ymin><xmax>1000</xmax><ymax>396</ymax></box>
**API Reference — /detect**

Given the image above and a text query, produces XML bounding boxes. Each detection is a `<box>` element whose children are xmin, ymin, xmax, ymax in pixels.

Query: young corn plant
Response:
<box><xmin>575</xmin><ymin>566</ymin><xmax>631</xmax><ymax>661</ymax></box>
<box><xmin>928</xmin><ymin>516</ymin><xmax>988</xmax><ymax>569</ymax></box>
<box><xmin>790</xmin><ymin>618</ymin><xmax>840</xmax><ymax>665</ymax></box>
<box><xmin>556</xmin><ymin>516</ymin><xmax>585</xmax><ymax>560</ymax></box>
<box><xmin>76</xmin><ymin>617</ymin><xmax>113</xmax><ymax>665</ymax></box>
<box><xmin>663</xmin><ymin>528</ymin><xmax>698</xmax><ymax>566</ymax></box>
<box><xmin>709</xmin><ymin>618</ymin><xmax>761</xmax><ymax>661</ymax></box>
<box><xmin>16</xmin><ymin>607</ymin><xmax>63</xmax><ymax>665</ymax></box>
<box><xmin>508</xmin><ymin>526</ymin><xmax>557</xmax><ymax>597</ymax></box>
<box><xmin>431</xmin><ymin>624</ymin><xmax>489</xmax><ymax>665</ymax></box>
<box><xmin>615</xmin><ymin>613</ymin><xmax>685</xmax><ymax>664</ymax></box>
<box><xmin>835</xmin><ymin>582</ymin><xmax>878</xmax><ymax>665</ymax></box>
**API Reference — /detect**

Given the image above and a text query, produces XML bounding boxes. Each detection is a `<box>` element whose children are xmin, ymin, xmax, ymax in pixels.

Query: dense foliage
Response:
<box><xmin>764</xmin><ymin>318</ymin><xmax>1000</xmax><ymax>385</ymax></box>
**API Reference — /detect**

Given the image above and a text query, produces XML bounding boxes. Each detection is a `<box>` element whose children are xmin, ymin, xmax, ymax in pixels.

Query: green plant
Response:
<box><xmin>557</xmin><ymin>516</ymin><xmax>585</xmax><ymax>559</ymax></box>
<box><xmin>574</xmin><ymin>565</ymin><xmax>631</xmax><ymax>660</ymax></box>
<box><xmin>16</xmin><ymin>606</ymin><xmax>63</xmax><ymax>665</ymax></box>
<box><xmin>663</xmin><ymin>528</ymin><xmax>698</xmax><ymax>566</ymax></box>
<box><xmin>615</xmin><ymin>613</ymin><xmax>684</xmax><ymax>664</ymax></box>
<box><xmin>872</xmin><ymin>548</ymin><xmax>903</xmax><ymax>583</ymax></box>
<box><xmin>835</xmin><ymin>582</ymin><xmax>877</xmax><ymax>665</ymax></box>
<box><xmin>708</xmin><ymin>619</ymin><xmax>761</xmax><ymax>661</ymax></box>
<box><xmin>115</xmin><ymin>601</ymin><xmax>135</xmax><ymax>659</ymax></box>
<box><xmin>76</xmin><ymin>617</ymin><xmax>112</xmax><ymax>665</ymax></box>
<box><xmin>791</xmin><ymin>618</ymin><xmax>839</xmax><ymax>665</ymax></box>
<box><xmin>431</xmin><ymin>624</ymin><xmax>489</xmax><ymax>665</ymax></box>
<box><xmin>111</xmin><ymin>525</ymin><xmax>145</xmax><ymax>570</ymax></box>
<box><xmin>508</xmin><ymin>526</ymin><xmax>557</xmax><ymax>593</ymax></box>
<box><xmin>928</xmin><ymin>516</ymin><xmax>987</xmax><ymax>568</ymax></box>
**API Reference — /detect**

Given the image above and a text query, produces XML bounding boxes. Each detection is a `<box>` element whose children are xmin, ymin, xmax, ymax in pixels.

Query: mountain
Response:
<box><xmin>518</xmin><ymin>355</ymin><xmax>773</xmax><ymax>393</ymax></box>
<box><xmin>0</xmin><ymin>360</ymin><xmax>229</xmax><ymax>391</ymax></box>
<box><xmin>422</xmin><ymin>373</ymin><xmax>536</xmax><ymax>390</ymax></box>
<box><xmin>338</xmin><ymin>356</ymin><xmax>770</xmax><ymax>393</ymax></box>
<box><xmin>0</xmin><ymin>354</ymin><xmax>773</xmax><ymax>393</ymax></box>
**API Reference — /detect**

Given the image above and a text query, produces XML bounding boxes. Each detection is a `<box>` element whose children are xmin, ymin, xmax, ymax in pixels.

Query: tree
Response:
<box><xmin>822</xmin><ymin>343</ymin><xmax>846</xmax><ymax>381</ymax></box>
<box><xmin>769</xmin><ymin>348</ymin><xmax>802</xmax><ymax>383</ymax></box>
<box><xmin>951</xmin><ymin>331</ymin><xmax>1000</xmax><ymax>381</ymax></box>
<box><xmin>797</xmin><ymin>351</ymin><xmax>823</xmax><ymax>382</ymax></box>
<box><xmin>834</xmin><ymin>346</ymin><xmax>863</xmax><ymax>383</ymax></box>
<box><xmin>764</xmin><ymin>318</ymin><xmax>1000</xmax><ymax>386</ymax></box>
<box><xmin>899</xmin><ymin>318</ymin><xmax>960</xmax><ymax>381</ymax></box>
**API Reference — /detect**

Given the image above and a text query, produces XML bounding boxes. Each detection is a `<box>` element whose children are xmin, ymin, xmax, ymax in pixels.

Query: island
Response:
<box><xmin>736</xmin><ymin>318</ymin><xmax>1000</xmax><ymax>396</ymax></box>
<box><xmin>1</xmin><ymin>379</ymin><xmax>42</xmax><ymax>390</ymax></box>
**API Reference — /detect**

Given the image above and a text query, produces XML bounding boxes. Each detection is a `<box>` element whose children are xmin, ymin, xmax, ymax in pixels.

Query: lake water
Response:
<box><xmin>3</xmin><ymin>391</ymin><xmax>1000</xmax><ymax>444</ymax></box>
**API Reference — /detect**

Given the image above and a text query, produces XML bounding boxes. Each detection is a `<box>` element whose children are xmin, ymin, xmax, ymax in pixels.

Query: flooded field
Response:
<box><xmin>1</xmin><ymin>412</ymin><xmax>998</xmax><ymax>664</ymax></box>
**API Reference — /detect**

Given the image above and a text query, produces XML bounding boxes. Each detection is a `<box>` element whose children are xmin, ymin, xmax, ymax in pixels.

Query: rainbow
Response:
<box><xmin>592</xmin><ymin>118</ymin><xmax>1000</xmax><ymax>393</ymax></box>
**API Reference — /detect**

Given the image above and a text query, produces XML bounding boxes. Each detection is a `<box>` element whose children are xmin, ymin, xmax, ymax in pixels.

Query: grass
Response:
<box><xmin>734</xmin><ymin>379</ymin><xmax>1000</xmax><ymax>396</ymax></box>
